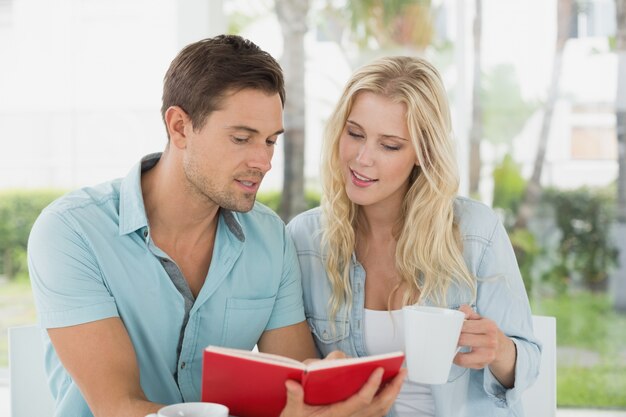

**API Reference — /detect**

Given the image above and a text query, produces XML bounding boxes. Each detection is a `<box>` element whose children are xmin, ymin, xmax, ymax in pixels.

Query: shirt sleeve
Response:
<box><xmin>28</xmin><ymin>208</ymin><xmax>119</xmax><ymax>328</ymax></box>
<box><xmin>474</xmin><ymin>218</ymin><xmax>541</xmax><ymax>407</ymax></box>
<box><xmin>264</xmin><ymin>226</ymin><xmax>306</xmax><ymax>330</ymax></box>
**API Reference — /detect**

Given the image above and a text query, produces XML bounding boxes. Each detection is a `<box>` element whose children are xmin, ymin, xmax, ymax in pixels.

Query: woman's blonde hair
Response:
<box><xmin>321</xmin><ymin>56</ymin><xmax>476</xmax><ymax>321</ymax></box>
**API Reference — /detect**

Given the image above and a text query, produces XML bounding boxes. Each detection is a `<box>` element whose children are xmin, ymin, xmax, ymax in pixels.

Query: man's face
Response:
<box><xmin>181</xmin><ymin>88</ymin><xmax>283</xmax><ymax>212</ymax></box>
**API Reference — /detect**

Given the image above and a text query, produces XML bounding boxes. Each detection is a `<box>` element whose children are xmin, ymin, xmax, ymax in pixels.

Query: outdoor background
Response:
<box><xmin>1</xmin><ymin>0</ymin><xmax>625</xmax><ymax>413</ymax></box>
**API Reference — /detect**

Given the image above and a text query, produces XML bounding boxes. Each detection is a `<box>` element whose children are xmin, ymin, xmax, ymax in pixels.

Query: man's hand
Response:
<box><xmin>279</xmin><ymin>367</ymin><xmax>407</xmax><ymax>417</ymax></box>
<box><xmin>453</xmin><ymin>305</ymin><xmax>517</xmax><ymax>388</ymax></box>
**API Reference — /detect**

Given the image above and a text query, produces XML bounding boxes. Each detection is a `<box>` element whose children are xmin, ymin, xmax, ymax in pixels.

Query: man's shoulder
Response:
<box><xmin>230</xmin><ymin>201</ymin><xmax>287</xmax><ymax>240</ymax></box>
<box><xmin>250</xmin><ymin>200</ymin><xmax>282</xmax><ymax>218</ymax></box>
<box><xmin>29</xmin><ymin>178</ymin><xmax>124</xmax><ymax>253</ymax></box>
<box><xmin>42</xmin><ymin>178</ymin><xmax>123</xmax><ymax>220</ymax></box>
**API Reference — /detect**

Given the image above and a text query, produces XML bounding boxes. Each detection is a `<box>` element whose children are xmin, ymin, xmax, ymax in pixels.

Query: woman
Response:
<box><xmin>286</xmin><ymin>56</ymin><xmax>540</xmax><ymax>417</ymax></box>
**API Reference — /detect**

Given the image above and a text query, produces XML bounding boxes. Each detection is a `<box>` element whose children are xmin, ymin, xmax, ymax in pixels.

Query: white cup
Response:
<box><xmin>145</xmin><ymin>402</ymin><xmax>229</xmax><ymax>417</ymax></box>
<box><xmin>402</xmin><ymin>305</ymin><xmax>465</xmax><ymax>384</ymax></box>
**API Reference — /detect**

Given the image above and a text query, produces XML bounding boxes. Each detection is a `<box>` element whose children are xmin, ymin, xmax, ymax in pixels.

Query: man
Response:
<box><xmin>27</xmin><ymin>35</ymin><xmax>404</xmax><ymax>417</ymax></box>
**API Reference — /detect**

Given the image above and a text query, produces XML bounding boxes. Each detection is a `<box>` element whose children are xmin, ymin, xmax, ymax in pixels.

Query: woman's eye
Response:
<box><xmin>382</xmin><ymin>143</ymin><xmax>400</xmax><ymax>151</ymax></box>
<box><xmin>347</xmin><ymin>130</ymin><xmax>364</xmax><ymax>139</ymax></box>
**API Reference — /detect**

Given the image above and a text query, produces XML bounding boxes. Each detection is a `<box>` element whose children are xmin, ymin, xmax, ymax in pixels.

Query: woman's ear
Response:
<box><xmin>164</xmin><ymin>106</ymin><xmax>190</xmax><ymax>149</ymax></box>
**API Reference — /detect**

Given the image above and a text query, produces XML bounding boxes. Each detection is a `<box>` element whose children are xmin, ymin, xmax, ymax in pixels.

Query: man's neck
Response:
<box><xmin>141</xmin><ymin>151</ymin><xmax>220</xmax><ymax>247</ymax></box>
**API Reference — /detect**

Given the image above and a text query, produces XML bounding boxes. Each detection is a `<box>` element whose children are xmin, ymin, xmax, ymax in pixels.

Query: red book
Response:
<box><xmin>201</xmin><ymin>346</ymin><xmax>405</xmax><ymax>417</ymax></box>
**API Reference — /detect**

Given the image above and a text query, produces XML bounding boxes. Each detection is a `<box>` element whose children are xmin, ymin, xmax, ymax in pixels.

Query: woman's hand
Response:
<box><xmin>453</xmin><ymin>305</ymin><xmax>517</xmax><ymax>388</ymax></box>
<box><xmin>279</xmin><ymin>367</ymin><xmax>407</xmax><ymax>417</ymax></box>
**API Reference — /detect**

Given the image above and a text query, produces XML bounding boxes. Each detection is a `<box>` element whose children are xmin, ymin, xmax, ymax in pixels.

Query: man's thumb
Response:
<box><xmin>280</xmin><ymin>380</ymin><xmax>304</xmax><ymax>416</ymax></box>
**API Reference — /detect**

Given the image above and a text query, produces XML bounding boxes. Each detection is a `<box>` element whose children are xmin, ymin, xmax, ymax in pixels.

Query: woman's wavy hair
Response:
<box><xmin>321</xmin><ymin>56</ymin><xmax>476</xmax><ymax>321</ymax></box>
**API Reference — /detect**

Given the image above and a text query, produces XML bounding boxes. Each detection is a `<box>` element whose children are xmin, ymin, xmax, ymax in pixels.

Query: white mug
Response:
<box><xmin>402</xmin><ymin>305</ymin><xmax>465</xmax><ymax>384</ymax></box>
<box><xmin>146</xmin><ymin>402</ymin><xmax>229</xmax><ymax>417</ymax></box>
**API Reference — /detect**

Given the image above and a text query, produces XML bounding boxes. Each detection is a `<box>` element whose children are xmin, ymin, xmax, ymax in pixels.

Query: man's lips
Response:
<box><xmin>235</xmin><ymin>177</ymin><xmax>263</xmax><ymax>191</ymax></box>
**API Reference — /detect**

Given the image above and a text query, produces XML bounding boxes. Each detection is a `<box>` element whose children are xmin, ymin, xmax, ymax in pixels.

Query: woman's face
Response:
<box><xmin>339</xmin><ymin>91</ymin><xmax>418</xmax><ymax>212</ymax></box>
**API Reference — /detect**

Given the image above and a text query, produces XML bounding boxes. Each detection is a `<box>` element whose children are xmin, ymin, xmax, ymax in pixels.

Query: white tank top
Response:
<box><xmin>363</xmin><ymin>309</ymin><xmax>436</xmax><ymax>417</ymax></box>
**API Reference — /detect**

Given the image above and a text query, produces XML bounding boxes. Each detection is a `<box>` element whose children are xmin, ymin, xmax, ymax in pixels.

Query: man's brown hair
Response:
<box><xmin>161</xmin><ymin>34</ymin><xmax>285</xmax><ymax>134</ymax></box>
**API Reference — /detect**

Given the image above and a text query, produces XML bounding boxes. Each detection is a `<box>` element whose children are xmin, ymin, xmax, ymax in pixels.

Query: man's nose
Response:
<box><xmin>247</xmin><ymin>145</ymin><xmax>273</xmax><ymax>173</ymax></box>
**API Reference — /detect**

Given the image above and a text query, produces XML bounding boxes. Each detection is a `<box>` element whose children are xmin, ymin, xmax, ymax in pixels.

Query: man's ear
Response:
<box><xmin>164</xmin><ymin>106</ymin><xmax>190</xmax><ymax>149</ymax></box>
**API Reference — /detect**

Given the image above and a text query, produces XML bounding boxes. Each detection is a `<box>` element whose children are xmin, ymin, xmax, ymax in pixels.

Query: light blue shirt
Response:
<box><xmin>287</xmin><ymin>198</ymin><xmax>541</xmax><ymax>417</ymax></box>
<box><xmin>28</xmin><ymin>153</ymin><xmax>305</xmax><ymax>417</ymax></box>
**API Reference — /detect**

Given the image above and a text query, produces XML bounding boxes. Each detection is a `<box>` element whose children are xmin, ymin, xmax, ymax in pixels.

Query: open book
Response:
<box><xmin>201</xmin><ymin>346</ymin><xmax>405</xmax><ymax>417</ymax></box>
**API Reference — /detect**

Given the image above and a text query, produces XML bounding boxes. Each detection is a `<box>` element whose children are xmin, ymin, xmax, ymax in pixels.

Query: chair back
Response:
<box><xmin>521</xmin><ymin>315</ymin><xmax>557</xmax><ymax>417</ymax></box>
<box><xmin>9</xmin><ymin>325</ymin><xmax>55</xmax><ymax>417</ymax></box>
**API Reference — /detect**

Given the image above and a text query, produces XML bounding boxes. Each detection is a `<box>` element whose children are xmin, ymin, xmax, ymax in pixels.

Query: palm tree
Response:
<box><xmin>275</xmin><ymin>0</ymin><xmax>434</xmax><ymax>221</ymax></box>
<box><xmin>515</xmin><ymin>0</ymin><xmax>573</xmax><ymax>229</ymax></box>
<box><xmin>276</xmin><ymin>0</ymin><xmax>310</xmax><ymax>221</ymax></box>
<box><xmin>468</xmin><ymin>0</ymin><xmax>483</xmax><ymax>197</ymax></box>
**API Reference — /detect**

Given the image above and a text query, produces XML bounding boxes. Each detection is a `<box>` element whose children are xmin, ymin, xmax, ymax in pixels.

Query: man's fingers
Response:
<box><xmin>376</xmin><ymin>368</ymin><xmax>407</xmax><ymax>401</ymax></box>
<box><xmin>357</xmin><ymin>367</ymin><xmax>384</xmax><ymax>401</ymax></box>
<box><xmin>280</xmin><ymin>380</ymin><xmax>305</xmax><ymax>417</ymax></box>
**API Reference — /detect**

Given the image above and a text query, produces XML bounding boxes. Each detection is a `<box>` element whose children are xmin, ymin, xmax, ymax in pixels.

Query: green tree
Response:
<box><xmin>515</xmin><ymin>0</ymin><xmax>574</xmax><ymax>229</ymax></box>
<box><xmin>492</xmin><ymin>154</ymin><xmax>526</xmax><ymax>223</ymax></box>
<box><xmin>613</xmin><ymin>0</ymin><xmax>626</xmax><ymax>310</ymax></box>
<box><xmin>482</xmin><ymin>64</ymin><xmax>536</xmax><ymax>147</ymax></box>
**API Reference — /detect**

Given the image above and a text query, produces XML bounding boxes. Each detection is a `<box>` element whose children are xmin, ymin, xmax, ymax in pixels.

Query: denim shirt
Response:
<box><xmin>287</xmin><ymin>197</ymin><xmax>541</xmax><ymax>417</ymax></box>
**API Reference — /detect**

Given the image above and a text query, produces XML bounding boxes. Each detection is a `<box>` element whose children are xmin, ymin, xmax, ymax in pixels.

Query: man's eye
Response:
<box><xmin>232</xmin><ymin>136</ymin><xmax>249</xmax><ymax>144</ymax></box>
<box><xmin>266</xmin><ymin>139</ymin><xmax>277</xmax><ymax>146</ymax></box>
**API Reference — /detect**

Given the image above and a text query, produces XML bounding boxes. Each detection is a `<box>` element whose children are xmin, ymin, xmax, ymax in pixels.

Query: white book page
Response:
<box><xmin>206</xmin><ymin>346</ymin><xmax>306</xmax><ymax>369</ymax></box>
<box><xmin>306</xmin><ymin>351</ymin><xmax>404</xmax><ymax>371</ymax></box>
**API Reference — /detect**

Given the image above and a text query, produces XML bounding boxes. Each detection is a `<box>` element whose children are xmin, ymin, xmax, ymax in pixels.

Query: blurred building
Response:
<box><xmin>0</xmin><ymin>0</ymin><xmax>620</xmax><ymax>200</ymax></box>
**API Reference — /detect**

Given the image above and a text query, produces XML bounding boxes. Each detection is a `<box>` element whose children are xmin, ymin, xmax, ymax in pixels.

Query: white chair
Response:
<box><xmin>8</xmin><ymin>325</ymin><xmax>55</xmax><ymax>417</ymax></box>
<box><xmin>521</xmin><ymin>315</ymin><xmax>557</xmax><ymax>417</ymax></box>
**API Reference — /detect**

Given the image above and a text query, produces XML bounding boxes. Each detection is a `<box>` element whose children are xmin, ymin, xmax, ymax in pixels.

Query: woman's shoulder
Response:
<box><xmin>453</xmin><ymin>196</ymin><xmax>502</xmax><ymax>243</ymax></box>
<box><xmin>286</xmin><ymin>207</ymin><xmax>323</xmax><ymax>248</ymax></box>
<box><xmin>287</xmin><ymin>206</ymin><xmax>322</xmax><ymax>229</ymax></box>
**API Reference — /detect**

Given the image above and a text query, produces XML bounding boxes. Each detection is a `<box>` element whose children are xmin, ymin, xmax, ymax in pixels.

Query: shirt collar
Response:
<box><xmin>118</xmin><ymin>153</ymin><xmax>161</xmax><ymax>236</ymax></box>
<box><xmin>118</xmin><ymin>152</ymin><xmax>246</xmax><ymax>242</ymax></box>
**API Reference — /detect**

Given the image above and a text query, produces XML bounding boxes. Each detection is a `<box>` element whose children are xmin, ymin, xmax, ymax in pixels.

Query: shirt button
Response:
<box><xmin>180</xmin><ymin>362</ymin><xmax>186</xmax><ymax>369</ymax></box>
<box><xmin>322</xmin><ymin>331</ymin><xmax>329</xmax><ymax>340</ymax></box>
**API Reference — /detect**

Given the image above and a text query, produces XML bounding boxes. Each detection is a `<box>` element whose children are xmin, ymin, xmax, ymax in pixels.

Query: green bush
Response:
<box><xmin>532</xmin><ymin>292</ymin><xmax>626</xmax><ymax>408</ymax></box>
<box><xmin>492</xmin><ymin>154</ymin><xmax>526</xmax><ymax>227</ymax></box>
<box><xmin>492</xmin><ymin>155</ymin><xmax>538</xmax><ymax>292</ymax></box>
<box><xmin>541</xmin><ymin>187</ymin><xmax>617</xmax><ymax>292</ymax></box>
<box><xmin>257</xmin><ymin>190</ymin><xmax>321</xmax><ymax>214</ymax></box>
<box><xmin>0</xmin><ymin>189</ymin><xmax>65</xmax><ymax>280</ymax></box>
<box><xmin>0</xmin><ymin>189</ymin><xmax>319</xmax><ymax>281</ymax></box>
<box><xmin>508</xmin><ymin>228</ymin><xmax>539</xmax><ymax>293</ymax></box>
